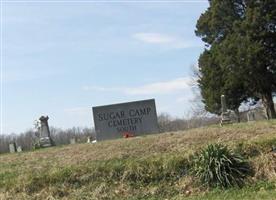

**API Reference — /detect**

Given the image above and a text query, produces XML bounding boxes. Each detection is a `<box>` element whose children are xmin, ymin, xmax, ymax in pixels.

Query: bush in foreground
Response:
<box><xmin>192</xmin><ymin>144</ymin><xmax>251</xmax><ymax>188</ymax></box>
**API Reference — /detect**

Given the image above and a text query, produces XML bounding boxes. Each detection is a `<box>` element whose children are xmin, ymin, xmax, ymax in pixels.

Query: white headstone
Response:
<box><xmin>17</xmin><ymin>146</ymin><xmax>22</xmax><ymax>152</ymax></box>
<box><xmin>9</xmin><ymin>143</ymin><xmax>16</xmax><ymax>153</ymax></box>
<box><xmin>70</xmin><ymin>138</ymin><xmax>76</xmax><ymax>144</ymax></box>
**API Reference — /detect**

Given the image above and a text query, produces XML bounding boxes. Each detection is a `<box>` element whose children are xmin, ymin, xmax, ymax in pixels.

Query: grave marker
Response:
<box><xmin>247</xmin><ymin>110</ymin><xmax>256</xmax><ymax>122</ymax></box>
<box><xmin>70</xmin><ymin>138</ymin><xmax>76</xmax><ymax>144</ymax></box>
<box><xmin>9</xmin><ymin>142</ymin><xmax>16</xmax><ymax>153</ymax></box>
<box><xmin>220</xmin><ymin>95</ymin><xmax>231</xmax><ymax>126</ymax></box>
<box><xmin>39</xmin><ymin>116</ymin><xmax>54</xmax><ymax>147</ymax></box>
<box><xmin>17</xmin><ymin>146</ymin><xmax>22</xmax><ymax>152</ymax></box>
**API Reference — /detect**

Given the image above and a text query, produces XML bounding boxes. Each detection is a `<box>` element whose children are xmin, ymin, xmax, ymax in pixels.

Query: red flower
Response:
<box><xmin>123</xmin><ymin>132</ymin><xmax>134</xmax><ymax>138</ymax></box>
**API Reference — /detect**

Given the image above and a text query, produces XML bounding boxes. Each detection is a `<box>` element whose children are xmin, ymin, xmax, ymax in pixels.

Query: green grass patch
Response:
<box><xmin>187</xmin><ymin>181</ymin><xmax>276</xmax><ymax>200</ymax></box>
<box><xmin>0</xmin><ymin>171</ymin><xmax>18</xmax><ymax>189</ymax></box>
<box><xmin>25</xmin><ymin>154</ymin><xmax>190</xmax><ymax>194</ymax></box>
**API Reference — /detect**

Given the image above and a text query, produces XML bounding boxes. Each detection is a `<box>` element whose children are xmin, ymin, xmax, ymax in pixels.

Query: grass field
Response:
<box><xmin>0</xmin><ymin>120</ymin><xmax>276</xmax><ymax>199</ymax></box>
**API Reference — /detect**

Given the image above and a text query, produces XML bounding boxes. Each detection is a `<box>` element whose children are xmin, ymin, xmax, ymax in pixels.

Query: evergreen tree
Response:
<box><xmin>196</xmin><ymin>0</ymin><xmax>276</xmax><ymax>119</ymax></box>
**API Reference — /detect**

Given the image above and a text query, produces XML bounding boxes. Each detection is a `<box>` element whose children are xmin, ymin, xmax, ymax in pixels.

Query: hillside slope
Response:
<box><xmin>1</xmin><ymin>120</ymin><xmax>276</xmax><ymax>200</ymax></box>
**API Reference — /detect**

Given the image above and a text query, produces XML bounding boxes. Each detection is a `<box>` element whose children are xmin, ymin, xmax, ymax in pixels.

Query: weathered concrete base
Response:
<box><xmin>220</xmin><ymin>112</ymin><xmax>232</xmax><ymax>126</ymax></box>
<box><xmin>39</xmin><ymin>137</ymin><xmax>53</xmax><ymax>148</ymax></box>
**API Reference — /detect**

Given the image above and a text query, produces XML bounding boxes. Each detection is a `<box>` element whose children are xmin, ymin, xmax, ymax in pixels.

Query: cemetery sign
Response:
<box><xmin>92</xmin><ymin>99</ymin><xmax>158</xmax><ymax>141</ymax></box>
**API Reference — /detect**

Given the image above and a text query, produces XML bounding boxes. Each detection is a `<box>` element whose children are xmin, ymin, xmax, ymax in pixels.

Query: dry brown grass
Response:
<box><xmin>0</xmin><ymin>120</ymin><xmax>275</xmax><ymax>199</ymax></box>
<box><xmin>1</xmin><ymin>120</ymin><xmax>275</xmax><ymax>167</ymax></box>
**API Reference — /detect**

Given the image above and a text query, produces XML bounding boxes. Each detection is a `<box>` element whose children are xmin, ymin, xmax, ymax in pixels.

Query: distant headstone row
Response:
<box><xmin>12</xmin><ymin>95</ymin><xmax>263</xmax><ymax>152</ymax></box>
<box><xmin>220</xmin><ymin>95</ymin><xmax>260</xmax><ymax>125</ymax></box>
<box><xmin>22</xmin><ymin>96</ymin><xmax>260</xmax><ymax>149</ymax></box>
<box><xmin>9</xmin><ymin>142</ymin><xmax>22</xmax><ymax>153</ymax></box>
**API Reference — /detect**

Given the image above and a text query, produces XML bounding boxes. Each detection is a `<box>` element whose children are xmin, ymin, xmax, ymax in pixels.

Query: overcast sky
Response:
<box><xmin>1</xmin><ymin>0</ymin><xmax>209</xmax><ymax>134</ymax></box>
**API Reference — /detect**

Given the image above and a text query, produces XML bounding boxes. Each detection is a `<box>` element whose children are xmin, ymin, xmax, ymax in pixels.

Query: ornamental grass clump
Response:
<box><xmin>192</xmin><ymin>144</ymin><xmax>251</xmax><ymax>188</ymax></box>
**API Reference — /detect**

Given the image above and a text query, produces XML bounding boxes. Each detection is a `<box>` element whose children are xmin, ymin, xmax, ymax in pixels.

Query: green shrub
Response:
<box><xmin>192</xmin><ymin>144</ymin><xmax>251</xmax><ymax>188</ymax></box>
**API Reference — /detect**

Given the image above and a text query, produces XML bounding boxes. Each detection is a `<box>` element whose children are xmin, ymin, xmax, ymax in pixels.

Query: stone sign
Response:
<box><xmin>92</xmin><ymin>99</ymin><xmax>158</xmax><ymax>141</ymax></box>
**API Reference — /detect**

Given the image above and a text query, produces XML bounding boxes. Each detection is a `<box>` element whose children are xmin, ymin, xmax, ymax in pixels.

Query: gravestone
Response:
<box><xmin>17</xmin><ymin>146</ymin><xmax>22</xmax><ymax>152</ymax></box>
<box><xmin>87</xmin><ymin>136</ymin><xmax>92</xmax><ymax>143</ymax></box>
<box><xmin>220</xmin><ymin>95</ymin><xmax>231</xmax><ymax>126</ymax></box>
<box><xmin>70</xmin><ymin>138</ymin><xmax>76</xmax><ymax>144</ymax></box>
<box><xmin>39</xmin><ymin>116</ymin><xmax>54</xmax><ymax>147</ymax></box>
<box><xmin>9</xmin><ymin>142</ymin><xmax>16</xmax><ymax>153</ymax></box>
<box><xmin>93</xmin><ymin>99</ymin><xmax>158</xmax><ymax>141</ymax></box>
<box><xmin>221</xmin><ymin>95</ymin><xmax>227</xmax><ymax>113</ymax></box>
<box><xmin>247</xmin><ymin>110</ymin><xmax>255</xmax><ymax>122</ymax></box>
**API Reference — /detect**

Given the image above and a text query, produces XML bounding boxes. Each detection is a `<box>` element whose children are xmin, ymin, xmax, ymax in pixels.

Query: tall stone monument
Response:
<box><xmin>39</xmin><ymin>116</ymin><xmax>54</xmax><ymax>147</ymax></box>
<box><xmin>220</xmin><ymin>95</ymin><xmax>231</xmax><ymax>126</ymax></box>
<box><xmin>70</xmin><ymin>138</ymin><xmax>76</xmax><ymax>144</ymax></box>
